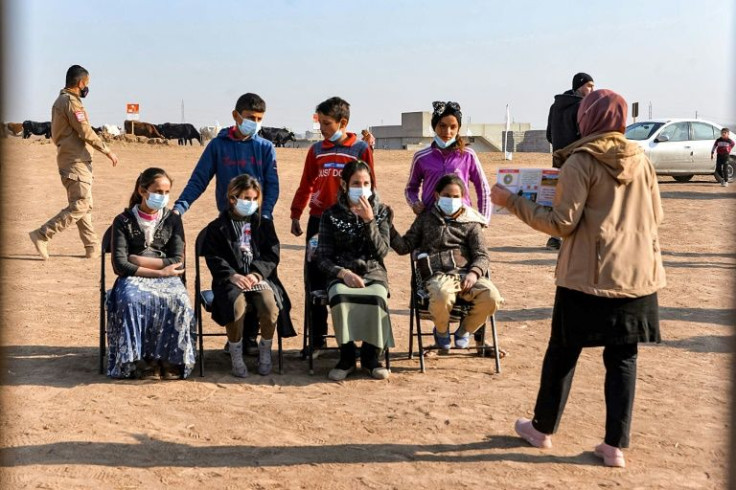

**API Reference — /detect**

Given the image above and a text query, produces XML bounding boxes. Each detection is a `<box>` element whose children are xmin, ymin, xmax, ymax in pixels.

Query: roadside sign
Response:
<box><xmin>126</xmin><ymin>103</ymin><xmax>140</xmax><ymax>121</ymax></box>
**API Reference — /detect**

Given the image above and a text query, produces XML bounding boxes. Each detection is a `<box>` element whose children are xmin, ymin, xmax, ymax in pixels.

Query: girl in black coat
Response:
<box><xmin>202</xmin><ymin>174</ymin><xmax>296</xmax><ymax>377</ymax></box>
<box><xmin>107</xmin><ymin>167</ymin><xmax>196</xmax><ymax>380</ymax></box>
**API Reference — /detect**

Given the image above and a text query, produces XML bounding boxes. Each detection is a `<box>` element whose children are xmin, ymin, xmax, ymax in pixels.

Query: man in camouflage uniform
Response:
<box><xmin>29</xmin><ymin>65</ymin><xmax>119</xmax><ymax>259</ymax></box>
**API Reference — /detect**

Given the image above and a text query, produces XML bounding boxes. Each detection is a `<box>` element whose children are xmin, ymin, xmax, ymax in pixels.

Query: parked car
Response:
<box><xmin>625</xmin><ymin>119</ymin><xmax>734</xmax><ymax>182</ymax></box>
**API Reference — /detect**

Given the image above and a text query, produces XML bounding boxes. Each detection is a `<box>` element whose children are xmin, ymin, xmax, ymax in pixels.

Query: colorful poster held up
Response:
<box><xmin>493</xmin><ymin>168</ymin><xmax>560</xmax><ymax>214</ymax></box>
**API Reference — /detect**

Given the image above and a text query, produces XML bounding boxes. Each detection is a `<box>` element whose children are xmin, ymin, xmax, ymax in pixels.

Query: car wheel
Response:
<box><xmin>728</xmin><ymin>158</ymin><xmax>736</xmax><ymax>183</ymax></box>
<box><xmin>673</xmin><ymin>175</ymin><xmax>694</xmax><ymax>183</ymax></box>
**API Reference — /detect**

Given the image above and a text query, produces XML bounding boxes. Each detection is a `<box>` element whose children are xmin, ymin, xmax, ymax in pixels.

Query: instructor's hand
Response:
<box><xmin>490</xmin><ymin>184</ymin><xmax>512</xmax><ymax>208</ymax></box>
<box><xmin>108</xmin><ymin>152</ymin><xmax>119</xmax><ymax>167</ymax></box>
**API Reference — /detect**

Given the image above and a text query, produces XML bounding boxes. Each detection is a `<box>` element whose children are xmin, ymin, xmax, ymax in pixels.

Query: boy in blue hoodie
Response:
<box><xmin>173</xmin><ymin>93</ymin><xmax>279</xmax><ymax>219</ymax></box>
<box><xmin>173</xmin><ymin>93</ymin><xmax>278</xmax><ymax>356</ymax></box>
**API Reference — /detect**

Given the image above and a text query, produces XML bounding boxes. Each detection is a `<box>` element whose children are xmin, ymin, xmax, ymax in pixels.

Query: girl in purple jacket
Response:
<box><xmin>404</xmin><ymin>101</ymin><xmax>491</xmax><ymax>223</ymax></box>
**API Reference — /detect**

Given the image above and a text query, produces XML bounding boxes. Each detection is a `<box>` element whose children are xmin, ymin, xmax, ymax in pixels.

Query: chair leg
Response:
<box><xmin>197</xmin><ymin>301</ymin><xmax>205</xmax><ymax>377</ymax></box>
<box><xmin>478</xmin><ymin>322</ymin><xmax>487</xmax><ymax>358</ymax></box>
<box><xmin>301</xmin><ymin>294</ymin><xmax>309</xmax><ymax>360</ymax></box>
<box><xmin>99</xmin><ymin>300</ymin><xmax>106</xmax><ymax>375</ymax></box>
<box><xmin>306</xmin><ymin>298</ymin><xmax>314</xmax><ymax>375</ymax></box>
<box><xmin>491</xmin><ymin>314</ymin><xmax>501</xmax><ymax>374</ymax></box>
<box><xmin>277</xmin><ymin>331</ymin><xmax>283</xmax><ymax>375</ymax></box>
<box><xmin>408</xmin><ymin>299</ymin><xmax>415</xmax><ymax>360</ymax></box>
<box><xmin>415</xmin><ymin>309</ymin><xmax>426</xmax><ymax>373</ymax></box>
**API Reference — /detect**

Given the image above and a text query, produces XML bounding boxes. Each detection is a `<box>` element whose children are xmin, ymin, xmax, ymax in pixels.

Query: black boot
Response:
<box><xmin>328</xmin><ymin>342</ymin><xmax>357</xmax><ymax>381</ymax></box>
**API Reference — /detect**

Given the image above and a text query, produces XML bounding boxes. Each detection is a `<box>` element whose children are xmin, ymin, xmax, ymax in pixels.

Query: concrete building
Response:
<box><xmin>371</xmin><ymin>111</ymin><xmax>550</xmax><ymax>153</ymax></box>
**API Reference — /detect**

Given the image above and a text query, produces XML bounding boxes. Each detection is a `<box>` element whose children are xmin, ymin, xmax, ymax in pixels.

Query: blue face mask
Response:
<box><xmin>329</xmin><ymin>128</ymin><xmax>344</xmax><ymax>143</ymax></box>
<box><xmin>238</xmin><ymin>118</ymin><xmax>260</xmax><ymax>138</ymax></box>
<box><xmin>348</xmin><ymin>186</ymin><xmax>372</xmax><ymax>204</ymax></box>
<box><xmin>434</xmin><ymin>135</ymin><xmax>456</xmax><ymax>149</ymax></box>
<box><xmin>235</xmin><ymin>199</ymin><xmax>259</xmax><ymax>217</ymax></box>
<box><xmin>437</xmin><ymin>196</ymin><xmax>462</xmax><ymax>216</ymax></box>
<box><xmin>145</xmin><ymin>192</ymin><xmax>169</xmax><ymax>211</ymax></box>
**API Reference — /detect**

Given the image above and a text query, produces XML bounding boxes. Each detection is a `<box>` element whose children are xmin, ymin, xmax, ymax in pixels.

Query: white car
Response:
<box><xmin>625</xmin><ymin>119</ymin><xmax>734</xmax><ymax>182</ymax></box>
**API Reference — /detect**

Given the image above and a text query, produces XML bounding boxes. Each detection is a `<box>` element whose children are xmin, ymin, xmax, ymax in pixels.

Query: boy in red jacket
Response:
<box><xmin>711</xmin><ymin>127</ymin><xmax>735</xmax><ymax>187</ymax></box>
<box><xmin>290</xmin><ymin>96</ymin><xmax>375</xmax><ymax>355</ymax></box>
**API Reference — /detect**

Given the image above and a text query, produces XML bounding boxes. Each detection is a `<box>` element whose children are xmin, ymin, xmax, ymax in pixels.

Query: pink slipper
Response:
<box><xmin>594</xmin><ymin>442</ymin><xmax>626</xmax><ymax>468</ymax></box>
<box><xmin>514</xmin><ymin>418</ymin><xmax>552</xmax><ymax>449</ymax></box>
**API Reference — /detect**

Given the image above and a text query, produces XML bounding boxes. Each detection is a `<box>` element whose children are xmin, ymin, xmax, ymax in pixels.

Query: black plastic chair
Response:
<box><xmin>98</xmin><ymin>224</ymin><xmax>189</xmax><ymax>375</ymax></box>
<box><xmin>408</xmin><ymin>257</ymin><xmax>501</xmax><ymax>374</ymax></box>
<box><xmin>98</xmin><ymin>226</ymin><xmax>114</xmax><ymax>374</ymax></box>
<box><xmin>194</xmin><ymin>227</ymin><xmax>284</xmax><ymax>377</ymax></box>
<box><xmin>303</xmin><ymin>238</ymin><xmax>390</xmax><ymax>375</ymax></box>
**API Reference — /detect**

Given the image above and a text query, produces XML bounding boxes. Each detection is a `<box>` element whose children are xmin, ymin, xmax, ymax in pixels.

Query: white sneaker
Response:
<box><xmin>721</xmin><ymin>181</ymin><xmax>727</xmax><ymax>187</ymax></box>
<box><xmin>229</xmin><ymin>339</ymin><xmax>248</xmax><ymax>378</ymax></box>
<box><xmin>257</xmin><ymin>339</ymin><xmax>273</xmax><ymax>376</ymax></box>
<box><xmin>328</xmin><ymin>366</ymin><xmax>355</xmax><ymax>381</ymax></box>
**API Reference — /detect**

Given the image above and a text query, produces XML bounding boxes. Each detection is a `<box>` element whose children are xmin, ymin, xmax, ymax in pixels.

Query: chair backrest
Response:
<box><xmin>100</xmin><ymin>226</ymin><xmax>113</xmax><ymax>293</ymax></box>
<box><xmin>194</xmin><ymin>227</ymin><xmax>208</xmax><ymax>296</ymax></box>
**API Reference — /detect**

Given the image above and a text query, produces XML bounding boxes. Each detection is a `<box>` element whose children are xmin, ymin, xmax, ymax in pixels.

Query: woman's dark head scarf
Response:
<box><xmin>577</xmin><ymin>89</ymin><xmax>628</xmax><ymax>138</ymax></box>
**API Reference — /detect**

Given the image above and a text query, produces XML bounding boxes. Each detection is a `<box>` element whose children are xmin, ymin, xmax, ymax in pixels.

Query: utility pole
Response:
<box><xmin>648</xmin><ymin>102</ymin><xmax>652</xmax><ymax>119</ymax></box>
<box><xmin>181</xmin><ymin>99</ymin><xmax>185</xmax><ymax>123</ymax></box>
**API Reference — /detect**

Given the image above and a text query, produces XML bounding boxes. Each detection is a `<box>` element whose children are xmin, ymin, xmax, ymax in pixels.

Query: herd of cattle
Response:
<box><xmin>4</xmin><ymin>120</ymin><xmax>297</xmax><ymax>147</ymax></box>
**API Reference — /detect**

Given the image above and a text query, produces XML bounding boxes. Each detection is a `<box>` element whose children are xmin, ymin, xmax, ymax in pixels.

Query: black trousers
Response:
<box><xmin>306</xmin><ymin>215</ymin><xmax>328</xmax><ymax>347</ymax></box>
<box><xmin>531</xmin><ymin>342</ymin><xmax>638</xmax><ymax>448</ymax></box>
<box><xmin>716</xmin><ymin>154</ymin><xmax>730</xmax><ymax>182</ymax></box>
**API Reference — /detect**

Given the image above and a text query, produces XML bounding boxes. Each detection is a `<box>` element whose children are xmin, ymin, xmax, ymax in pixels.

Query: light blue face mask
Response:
<box><xmin>235</xmin><ymin>199</ymin><xmax>259</xmax><ymax>217</ymax></box>
<box><xmin>329</xmin><ymin>128</ymin><xmax>344</xmax><ymax>143</ymax></box>
<box><xmin>348</xmin><ymin>186</ymin><xmax>372</xmax><ymax>204</ymax></box>
<box><xmin>434</xmin><ymin>135</ymin><xmax>456</xmax><ymax>149</ymax></box>
<box><xmin>145</xmin><ymin>192</ymin><xmax>169</xmax><ymax>211</ymax></box>
<box><xmin>437</xmin><ymin>196</ymin><xmax>462</xmax><ymax>216</ymax></box>
<box><xmin>238</xmin><ymin>118</ymin><xmax>260</xmax><ymax>138</ymax></box>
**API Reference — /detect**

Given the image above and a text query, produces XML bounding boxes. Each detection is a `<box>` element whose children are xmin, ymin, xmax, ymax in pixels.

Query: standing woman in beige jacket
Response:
<box><xmin>491</xmin><ymin>89</ymin><xmax>666</xmax><ymax>468</ymax></box>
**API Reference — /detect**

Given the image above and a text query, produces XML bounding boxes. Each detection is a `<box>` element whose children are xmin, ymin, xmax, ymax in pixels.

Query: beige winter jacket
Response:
<box><xmin>506</xmin><ymin>131</ymin><xmax>666</xmax><ymax>298</ymax></box>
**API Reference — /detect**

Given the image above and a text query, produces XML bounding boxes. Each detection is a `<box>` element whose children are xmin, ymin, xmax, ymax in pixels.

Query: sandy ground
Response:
<box><xmin>0</xmin><ymin>136</ymin><xmax>732</xmax><ymax>489</ymax></box>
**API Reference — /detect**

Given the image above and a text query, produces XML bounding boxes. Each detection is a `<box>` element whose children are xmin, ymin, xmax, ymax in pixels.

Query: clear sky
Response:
<box><xmin>3</xmin><ymin>0</ymin><xmax>734</xmax><ymax>134</ymax></box>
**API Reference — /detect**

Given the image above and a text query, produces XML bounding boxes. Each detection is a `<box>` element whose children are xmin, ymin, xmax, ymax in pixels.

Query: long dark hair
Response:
<box><xmin>129</xmin><ymin>167</ymin><xmax>172</xmax><ymax>209</ymax></box>
<box><xmin>339</xmin><ymin>160</ymin><xmax>373</xmax><ymax>200</ymax></box>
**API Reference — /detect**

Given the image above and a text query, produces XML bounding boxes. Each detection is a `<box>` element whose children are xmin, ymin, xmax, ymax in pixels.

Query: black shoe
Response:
<box><xmin>545</xmin><ymin>237</ymin><xmax>561</xmax><ymax>250</ymax></box>
<box><xmin>245</xmin><ymin>337</ymin><xmax>259</xmax><ymax>356</ymax></box>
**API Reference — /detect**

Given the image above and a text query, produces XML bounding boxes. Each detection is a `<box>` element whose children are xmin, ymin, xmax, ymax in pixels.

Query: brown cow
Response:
<box><xmin>124</xmin><ymin>120</ymin><xmax>163</xmax><ymax>139</ymax></box>
<box><xmin>7</xmin><ymin>122</ymin><xmax>23</xmax><ymax>136</ymax></box>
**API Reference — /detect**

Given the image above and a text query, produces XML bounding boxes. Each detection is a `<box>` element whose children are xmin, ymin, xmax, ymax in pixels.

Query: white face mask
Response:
<box><xmin>434</xmin><ymin>135</ymin><xmax>456</xmax><ymax>149</ymax></box>
<box><xmin>437</xmin><ymin>196</ymin><xmax>462</xmax><ymax>215</ymax></box>
<box><xmin>348</xmin><ymin>186</ymin><xmax>372</xmax><ymax>204</ymax></box>
<box><xmin>235</xmin><ymin>198</ymin><xmax>258</xmax><ymax>217</ymax></box>
<box><xmin>145</xmin><ymin>192</ymin><xmax>169</xmax><ymax>211</ymax></box>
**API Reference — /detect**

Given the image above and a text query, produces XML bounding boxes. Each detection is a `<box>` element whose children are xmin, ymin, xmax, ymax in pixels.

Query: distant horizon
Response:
<box><xmin>3</xmin><ymin>1</ymin><xmax>734</xmax><ymax>135</ymax></box>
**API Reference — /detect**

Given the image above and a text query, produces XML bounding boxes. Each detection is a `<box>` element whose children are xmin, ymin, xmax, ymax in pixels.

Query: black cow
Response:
<box><xmin>22</xmin><ymin>120</ymin><xmax>51</xmax><ymax>139</ymax></box>
<box><xmin>92</xmin><ymin>126</ymin><xmax>103</xmax><ymax>135</ymax></box>
<box><xmin>157</xmin><ymin>123</ymin><xmax>202</xmax><ymax>146</ymax></box>
<box><xmin>258</xmin><ymin>127</ymin><xmax>296</xmax><ymax>147</ymax></box>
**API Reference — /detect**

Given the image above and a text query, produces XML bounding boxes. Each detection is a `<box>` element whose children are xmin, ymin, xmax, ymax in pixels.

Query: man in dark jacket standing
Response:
<box><xmin>543</xmin><ymin>72</ymin><xmax>594</xmax><ymax>250</ymax></box>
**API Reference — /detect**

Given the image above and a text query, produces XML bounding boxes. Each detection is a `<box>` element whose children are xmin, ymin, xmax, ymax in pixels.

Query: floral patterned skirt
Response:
<box><xmin>106</xmin><ymin>276</ymin><xmax>196</xmax><ymax>379</ymax></box>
